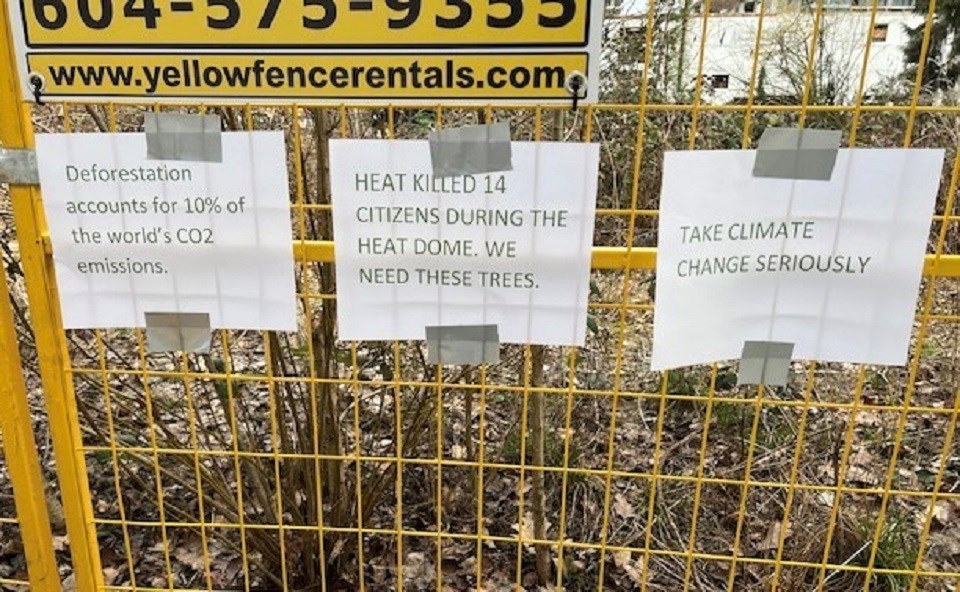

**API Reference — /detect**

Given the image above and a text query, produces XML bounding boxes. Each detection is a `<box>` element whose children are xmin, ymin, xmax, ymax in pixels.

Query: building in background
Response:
<box><xmin>605</xmin><ymin>0</ymin><xmax>923</xmax><ymax>103</ymax></box>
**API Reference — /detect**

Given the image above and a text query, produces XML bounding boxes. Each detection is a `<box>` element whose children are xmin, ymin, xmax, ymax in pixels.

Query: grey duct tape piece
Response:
<box><xmin>0</xmin><ymin>148</ymin><xmax>39</xmax><ymax>184</ymax></box>
<box><xmin>428</xmin><ymin>122</ymin><xmax>513</xmax><ymax>178</ymax></box>
<box><xmin>737</xmin><ymin>340</ymin><xmax>795</xmax><ymax>386</ymax></box>
<box><xmin>145</xmin><ymin>312</ymin><xmax>212</xmax><ymax>353</ymax></box>
<box><xmin>426</xmin><ymin>325</ymin><xmax>500</xmax><ymax>366</ymax></box>
<box><xmin>753</xmin><ymin>128</ymin><xmax>842</xmax><ymax>181</ymax></box>
<box><xmin>144</xmin><ymin>113</ymin><xmax>223</xmax><ymax>163</ymax></box>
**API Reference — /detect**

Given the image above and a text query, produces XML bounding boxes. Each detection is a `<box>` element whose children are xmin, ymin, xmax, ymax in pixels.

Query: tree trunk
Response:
<box><xmin>529</xmin><ymin>345</ymin><xmax>552</xmax><ymax>584</ymax></box>
<box><xmin>311</xmin><ymin>108</ymin><xmax>348</xmax><ymax>564</ymax></box>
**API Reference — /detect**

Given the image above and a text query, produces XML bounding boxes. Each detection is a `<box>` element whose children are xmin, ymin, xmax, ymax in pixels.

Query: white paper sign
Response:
<box><xmin>35</xmin><ymin>132</ymin><xmax>297</xmax><ymax>331</ymax></box>
<box><xmin>652</xmin><ymin>149</ymin><xmax>945</xmax><ymax>370</ymax></box>
<box><xmin>330</xmin><ymin>140</ymin><xmax>600</xmax><ymax>346</ymax></box>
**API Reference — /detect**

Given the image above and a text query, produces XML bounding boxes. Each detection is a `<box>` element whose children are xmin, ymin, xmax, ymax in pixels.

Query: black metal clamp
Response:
<box><xmin>565</xmin><ymin>71</ymin><xmax>588</xmax><ymax>112</ymax></box>
<box><xmin>28</xmin><ymin>73</ymin><xmax>44</xmax><ymax>105</ymax></box>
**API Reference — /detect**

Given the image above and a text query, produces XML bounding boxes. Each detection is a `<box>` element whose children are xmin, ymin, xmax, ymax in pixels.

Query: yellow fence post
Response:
<box><xmin>0</xmin><ymin>3</ymin><xmax>105</xmax><ymax>592</ymax></box>
<box><xmin>0</xmin><ymin>249</ymin><xmax>60</xmax><ymax>591</ymax></box>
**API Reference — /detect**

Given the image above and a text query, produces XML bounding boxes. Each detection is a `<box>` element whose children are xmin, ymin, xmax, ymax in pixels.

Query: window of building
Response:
<box><xmin>872</xmin><ymin>23</ymin><xmax>889</xmax><ymax>42</ymax></box>
<box><xmin>711</xmin><ymin>75</ymin><xmax>730</xmax><ymax>89</ymax></box>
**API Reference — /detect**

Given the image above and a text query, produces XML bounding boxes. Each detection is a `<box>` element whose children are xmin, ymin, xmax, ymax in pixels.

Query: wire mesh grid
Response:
<box><xmin>40</xmin><ymin>96</ymin><xmax>957</xmax><ymax>592</ymax></box>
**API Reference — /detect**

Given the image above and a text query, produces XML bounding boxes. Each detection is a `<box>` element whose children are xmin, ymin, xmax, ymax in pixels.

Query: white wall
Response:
<box><xmin>604</xmin><ymin>3</ymin><xmax>924</xmax><ymax>103</ymax></box>
<box><xmin>688</xmin><ymin>11</ymin><xmax>924</xmax><ymax>102</ymax></box>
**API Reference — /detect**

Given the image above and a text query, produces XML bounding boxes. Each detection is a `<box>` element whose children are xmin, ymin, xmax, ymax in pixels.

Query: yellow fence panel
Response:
<box><xmin>0</xmin><ymin>217</ymin><xmax>59</xmax><ymax>589</ymax></box>
<box><xmin>1</xmin><ymin>1</ymin><xmax>960</xmax><ymax>591</ymax></box>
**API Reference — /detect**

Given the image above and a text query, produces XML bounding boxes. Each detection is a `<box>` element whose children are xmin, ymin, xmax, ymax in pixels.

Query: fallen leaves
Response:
<box><xmin>612</xmin><ymin>550</ymin><xmax>644</xmax><ymax>587</ymax></box>
<box><xmin>756</xmin><ymin>520</ymin><xmax>790</xmax><ymax>552</ymax></box>
<box><xmin>932</xmin><ymin>500</ymin><xmax>958</xmax><ymax>527</ymax></box>
<box><xmin>174</xmin><ymin>540</ymin><xmax>207</xmax><ymax>572</ymax></box>
<box><xmin>403</xmin><ymin>551</ymin><xmax>435</xmax><ymax>590</ymax></box>
<box><xmin>613</xmin><ymin>493</ymin><xmax>636</xmax><ymax>519</ymax></box>
<box><xmin>846</xmin><ymin>448</ymin><xmax>881</xmax><ymax>485</ymax></box>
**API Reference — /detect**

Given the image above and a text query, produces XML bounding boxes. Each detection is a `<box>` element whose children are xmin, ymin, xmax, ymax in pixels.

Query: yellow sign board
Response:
<box><xmin>8</xmin><ymin>0</ymin><xmax>604</xmax><ymax>103</ymax></box>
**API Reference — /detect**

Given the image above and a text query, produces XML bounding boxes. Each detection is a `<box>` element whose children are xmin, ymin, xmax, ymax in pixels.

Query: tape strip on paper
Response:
<box><xmin>428</xmin><ymin>122</ymin><xmax>513</xmax><ymax>178</ymax></box>
<box><xmin>144</xmin><ymin>113</ymin><xmax>223</xmax><ymax>163</ymax></box>
<box><xmin>145</xmin><ymin>312</ymin><xmax>212</xmax><ymax>353</ymax></box>
<box><xmin>737</xmin><ymin>340</ymin><xmax>794</xmax><ymax>386</ymax></box>
<box><xmin>426</xmin><ymin>325</ymin><xmax>500</xmax><ymax>366</ymax></box>
<box><xmin>753</xmin><ymin>128</ymin><xmax>841</xmax><ymax>181</ymax></box>
<box><xmin>0</xmin><ymin>148</ymin><xmax>39</xmax><ymax>184</ymax></box>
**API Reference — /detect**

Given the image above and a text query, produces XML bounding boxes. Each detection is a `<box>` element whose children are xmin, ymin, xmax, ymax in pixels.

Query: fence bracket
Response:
<box><xmin>0</xmin><ymin>148</ymin><xmax>39</xmax><ymax>184</ymax></box>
